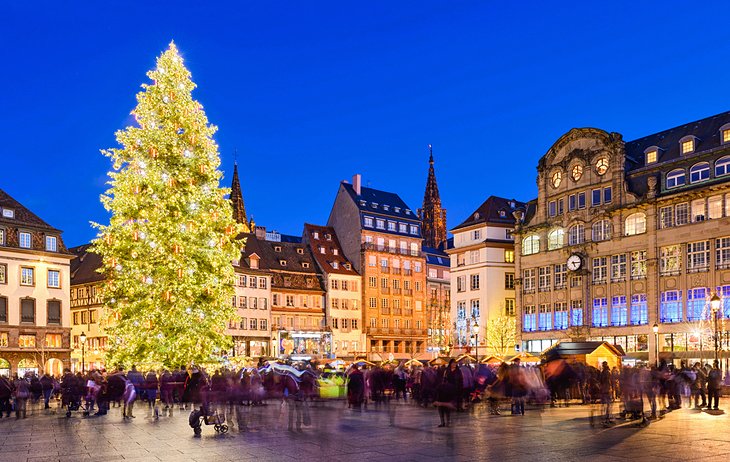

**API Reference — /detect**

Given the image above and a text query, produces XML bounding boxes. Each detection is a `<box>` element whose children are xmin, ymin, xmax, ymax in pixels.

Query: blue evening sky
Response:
<box><xmin>3</xmin><ymin>2</ymin><xmax>730</xmax><ymax>247</ymax></box>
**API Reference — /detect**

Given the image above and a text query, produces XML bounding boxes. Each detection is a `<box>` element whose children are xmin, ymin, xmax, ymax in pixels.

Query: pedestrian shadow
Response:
<box><xmin>703</xmin><ymin>409</ymin><xmax>725</xmax><ymax>416</ymax></box>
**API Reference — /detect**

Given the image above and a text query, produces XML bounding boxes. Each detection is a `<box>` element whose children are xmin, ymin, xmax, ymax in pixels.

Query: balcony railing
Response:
<box><xmin>404</xmin><ymin>289</ymin><xmax>413</xmax><ymax>296</ymax></box>
<box><xmin>381</xmin><ymin>266</ymin><xmax>390</xmax><ymax>274</ymax></box>
<box><xmin>381</xmin><ymin>287</ymin><xmax>390</xmax><ymax>294</ymax></box>
<box><xmin>392</xmin><ymin>268</ymin><xmax>401</xmax><ymax>275</ymax></box>
<box><xmin>361</xmin><ymin>242</ymin><xmax>424</xmax><ymax>258</ymax></box>
<box><xmin>392</xmin><ymin>288</ymin><xmax>402</xmax><ymax>295</ymax></box>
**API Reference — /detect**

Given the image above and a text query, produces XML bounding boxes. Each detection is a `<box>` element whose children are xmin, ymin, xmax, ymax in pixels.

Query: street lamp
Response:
<box><xmin>710</xmin><ymin>292</ymin><xmax>722</xmax><ymax>362</ymax></box>
<box><xmin>652</xmin><ymin>323</ymin><xmax>659</xmax><ymax>368</ymax></box>
<box><xmin>79</xmin><ymin>331</ymin><xmax>87</xmax><ymax>373</ymax></box>
<box><xmin>472</xmin><ymin>320</ymin><xmax>479</xmax><ymax>364</ymax></box>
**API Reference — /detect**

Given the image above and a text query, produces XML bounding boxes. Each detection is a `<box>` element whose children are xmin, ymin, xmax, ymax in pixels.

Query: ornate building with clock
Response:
<box><xmin>514</xmin><ymin>111</ymin><xmax>730</xmax><ymax>368</ymax></box>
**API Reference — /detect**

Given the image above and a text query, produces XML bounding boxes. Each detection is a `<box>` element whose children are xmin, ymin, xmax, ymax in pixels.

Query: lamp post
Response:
<box><xmin>79</xmin><ymin>331</ymin><xmax>87</xmax><ymax>374</ymax></box>
<box><xmin>710</xmin><ymin>292</ymin><xmax>722</xmax><ymax>362</ymax></box>
<box><xmin>652</xmin><ymin>323</ymin><xmax>659</xmax><ymax>368</ymax></box>
<box><xmin>472</xmin><ymin>320</ymin><xmax>479</xmax><ymax>364</ymax></box>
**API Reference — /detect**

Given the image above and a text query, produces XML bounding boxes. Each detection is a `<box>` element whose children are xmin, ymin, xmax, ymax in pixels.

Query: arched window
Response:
<box><xmin>568</xmin><ymin>224</ymin><xmax>585</xmax><ymax>246</ymax></box>
<box><xmin>551</xmin><ymin>171</ymin><xmax>562</xmax><ymax>188</ymax></box>
<box><xmin>716</xmin><ymin>156</ymin><xmax>730</xmax><ymax>177</ymax></box>
<box><xmin>522</xmin><ymin>235</ymin><xmax>540</xmax><ymax>255</ymax></box>
<box><xmin>595</xmin><ymin>157</ymin><xmax>609</xmax><ymax>175</ymax></box>
<box><xmin>591</xmin><ymin>219</ymin><xmax>612</xmax><ymax>241</ymax></box>
<box><xmin>689</xmin><ymin>162</ymin><xmax>710</xmax><ymax>183</ymax></box>
<box><xmin>625</xmin><ymin>213</ymin><xmax>646</xmax><ymax>236</ymax></box>
<box><xmin>572</xmin><ymin>164</ymin><xmax>583</xmax><ymax>181</ymax></box>
<box><xmin>548</xmin><ymin>229</ymin><xmax>564</xmax><ymax>250</ymax></box>
<box><xmin>666</xmin><ymin>169</ymin><xmax>686</xmax><ymax>189</ymax></box>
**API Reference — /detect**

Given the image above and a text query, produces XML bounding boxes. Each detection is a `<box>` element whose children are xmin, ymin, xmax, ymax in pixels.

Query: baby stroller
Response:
<box><xmin>620</xmin><ymin>395</ymin><xmax>648</xmax><ymax>427</ymax></box>
<box><xmin>62</xmin><ymin>378</ymin><xmax>88</xmax><ymax>418</ymax></box>
<box><xmin>188</xmin><ymin>403</ymin><xmax>228</xmax><ymax>435</ymax></box>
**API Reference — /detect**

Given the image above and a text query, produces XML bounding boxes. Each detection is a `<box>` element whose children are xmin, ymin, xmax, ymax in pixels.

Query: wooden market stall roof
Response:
<box><xmin>508</xmin><ymin>353</ymin><xmax>541</xmax><ymax>363</ymax></box>
<box><xmin>541</xmin><ymin>341</ymin><xmax>626</xmax><ymax>369</ymax></box>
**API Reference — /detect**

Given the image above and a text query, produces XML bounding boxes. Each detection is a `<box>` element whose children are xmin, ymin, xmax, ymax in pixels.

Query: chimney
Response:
<box><xmin>353</xmin><ymin>174</ymin><xmax>362</xmax><ymax>196</ymax></box>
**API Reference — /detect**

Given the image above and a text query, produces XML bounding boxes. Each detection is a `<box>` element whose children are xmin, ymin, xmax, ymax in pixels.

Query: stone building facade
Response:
<box><xmin>69</xmin><ymin>244</ymin><xmax>106</xmax><ymax>371</ymax></box>
<box><xmin>515</xmin><ymin>111</ymin><xmax>730</xmax><ymax>368</ymax></box>
<box><xmin>328</xmin><ymin>175</ymin><xmax>428</xmax><ymax>359</ymax></box>
<box><xmin>0</xmin><ymin>189</ymin><xmax>73</xmax><ymax>376</ymax></box>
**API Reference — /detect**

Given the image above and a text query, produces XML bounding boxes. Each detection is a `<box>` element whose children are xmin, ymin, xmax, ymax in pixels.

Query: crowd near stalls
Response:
<box><xmin>0</xmin><ymin>351</ymin><xmax>727</xmax><ymax>432</ymax></box>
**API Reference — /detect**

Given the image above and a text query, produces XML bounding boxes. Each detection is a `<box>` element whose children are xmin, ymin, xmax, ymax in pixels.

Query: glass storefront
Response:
<box><xmin>278</xmin><ymin>331</ymin><xmax>333</xmax><ymax>359</ymax></box>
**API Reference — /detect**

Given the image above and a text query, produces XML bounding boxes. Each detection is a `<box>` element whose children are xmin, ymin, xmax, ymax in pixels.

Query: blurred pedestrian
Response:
<box><xmin>707</xmin><ymin>360</ymin><xmax>722</xmax><ymax>411</ymax></box>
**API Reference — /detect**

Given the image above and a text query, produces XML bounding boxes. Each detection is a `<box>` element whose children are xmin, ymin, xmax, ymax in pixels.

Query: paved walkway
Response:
<box><xmin>0</xmin><ymin>399</ymin><xmax>728</xmax><ymax>462</ymax></box>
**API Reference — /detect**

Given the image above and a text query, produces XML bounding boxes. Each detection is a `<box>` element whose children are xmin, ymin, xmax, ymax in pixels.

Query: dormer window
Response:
<box><xmin>371</xmin><ymin>202</ymin><xmax>378</xmax><ymax>208</ymax></box>
<box><xmin>274</xmin><ymin>246</ymin><xmax>282</xmax><ymax>252</ymax></box>
<box><xmin>383</xmin><ymin>205</ymin><xmax>389</xmax><ymax>211</ymax></box>
<box><xmin>344</xmin><ymin>263</ymin><xmax>351</xmax><ymax>270</ymax></box>
<box><xmin>360</xmin><ymin>200</ymin><xmax>366</xmax><ymax>207</ymax></box>
<box><xmin>19</xmin><ymin>232</ymin><xmax>31</xmax><ymax>249</ymax></box>
<box><xmin>319</xmin><ymin>246</ymin><xmax>326</xmax><ymax>254</ymax></box>
<box><xmin>313</xmin><ymin>232</ymin><xmax>319</xmax><ymax>240</ymax></box>
<box><xmin>1</xmin><ymin>209</ymin><xmax>14</xmax><ymax>219</ymax></box>
<box><xmin>296</xmin><ymin>248</ymin><xmax>304</xmax><ymax>255</ymax></box>
<box><xmin>250</xmin><ymin>256</ymin><xmax>259</xmax><ymax>269</ymax></box>
<box><xmin>279</xmin><ymin>259</ymin><xmax>287</xmax><ymax>266</ymax></box>
<box><xmin>473</xmin><ymin>212</ymin><xmax>480</xmax><ymax>220</ymax></box>
<box><xmin>325</xmin><ymin>234</ymin><xmax>332</xmax><ymax>241</ymax></box>
<box><xmin>405</xmin><ymin>209</ymin><xmax>411</xmax><ymax>215</ymax></box>
<box><xmin>331</xmin><ymin>262</ymin><xmax>339</xmax><ymax>269</ymax></box>
<box><xmin>302</xmin><ymin>262</ymin><xmax>310</xmax><ymax>269</ymax></box>
<box><xmin>498</xmin><ymin>210</ymin><xmax>506</xmax><ymax>218</ymax></box>
<box><xmin>45</xmin><ymin>236</ymin><xmax>57</xmax><ymax>252</ymax></box>
<box><xmin>394</xmin><ymin>207</ymin><xmax>401</xmax><ymax>213</ymax></box>
<box><xmin>644</xmin><ymin>146</ymin><xmax>659</xmax><ymax>165</ymax></box>
<box><xmin>333</xmin><ymin>249</ymin><xmax>339</xmax><ymax>255</ymax></box>
<box><xmin>680</xmin><ymin>136</ymin><xmax>697</xmax><ymax>154</ymax></box>
<box><xmin>721</xmin><ymin>124</ymin><xmax>730</xmax><ymax>144</ymax></box>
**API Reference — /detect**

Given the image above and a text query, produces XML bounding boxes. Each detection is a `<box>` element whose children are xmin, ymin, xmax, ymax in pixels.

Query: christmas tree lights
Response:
<box><xmin>92</xmin><ymin>42</ymin><xmax>243</xmax><ymax>368</ymax></box>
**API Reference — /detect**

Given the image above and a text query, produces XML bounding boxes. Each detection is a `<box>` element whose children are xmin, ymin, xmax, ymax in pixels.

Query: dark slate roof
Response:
<box><xmin>342</xmin><ymin>182</ymin><xmax>420</xmax><ymax>222</ymax></box>
<box><xmin>236</xmin><ymin>233</ymin><xmax>271</xmax><ymax>273</ymax></box>
<box><xmin>69</xmin><ymin>244</ymin><xmax>104</xmax><ymax>285</ymax></box>
<box><xmin>452</xmin><ymin>196</ymin><xmax>526</xmax><ymax>231</ymax></box>
<box><xmin>423</xmin><ymin>245</ymin><xmax>450</xmax><ymax>268</ymax></box>
<box><xmin>280</xmin><ymin>234</ymin><xmax>302</xmax><ymax>244</ymax></box>
<box><xmin>257</xmin><ymin>239</ymin><xmax>319</xmax><ymax>275</ymax></box>
<box><xmin>624</xmin><ymin>111</ymin><xmax>730</xmax><ymax>171</ymax></box>
<box><xmin>303</xmin><ymin>224</ymin><xmax>359</xmax><ymax>276</ymax></box>
<box><xmin>0</xmin><ymin>188</ymin><xmax>59</xmax><ymax>232</ymax></box>
<box><xmin>542</xmin><ymin>341</ymin><xmax>625</xmax><ymax>359</ymax></box>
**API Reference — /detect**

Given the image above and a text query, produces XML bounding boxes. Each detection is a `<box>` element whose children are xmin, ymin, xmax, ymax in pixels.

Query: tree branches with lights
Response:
<box><xmin>92</xmin><ymin>42</ymin><xmax>244</xmax><ymax>368</ymax></box>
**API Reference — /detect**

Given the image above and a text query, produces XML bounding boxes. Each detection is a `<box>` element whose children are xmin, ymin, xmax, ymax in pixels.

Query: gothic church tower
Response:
<box><xmin>419</xmin><ymin>145</ymin><xmax>447</xmax><ymax>248</ymax></box>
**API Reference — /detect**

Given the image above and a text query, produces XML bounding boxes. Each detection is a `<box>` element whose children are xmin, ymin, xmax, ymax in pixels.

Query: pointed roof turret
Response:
<box><xmin>230</xmin><ymin>162</ymin><xmax>251</xmax><ymax>233</ymax></box>
<box><xmin>419</xmin><ymin>145</ymin><xmax>447</xmax><ymax>249</ymax></box>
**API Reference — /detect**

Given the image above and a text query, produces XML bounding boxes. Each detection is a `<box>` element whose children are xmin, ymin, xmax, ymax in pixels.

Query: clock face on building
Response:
<box><xmin>567</xmin><ymin>254</ymin><xmax>582</xmax><ymax>271</ymax></box>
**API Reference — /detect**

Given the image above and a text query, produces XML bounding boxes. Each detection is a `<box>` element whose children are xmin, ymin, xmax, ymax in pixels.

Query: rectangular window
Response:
<box><xmin>592</xmin><ymin>257</ymin><xmax>607</xmax><ymax>284</ymax></box>
<box><xmin>603</xmin><ymin>187</ymin><xmax>612</xmax><ymax>204</ymax></box>
<box><xmin>538</xmin><ymin>266</ymin><xmax>551</xmax><ymax>291</ymax></box>
<box><xmin>0</xmin><ymin>263</ymin><xmax>5</xmax><ymax>284</ymax></box>
<box><xmin>505</xmin><ymin>272</ymin><xmax>515</xmax><ymax>290</ymax></box>
<box><xmin>285</xmin><ymin>295</ymin><xmax>295</xmax><ymax>307</ymax></box>
<box><xmin>0</xmin><ymin>297</ymin><xmax>6</xmax><ymax>323</ymax></box>
<box><xmin>630</xmin><ymin>294</ymin><xmax>648</xmax><ymax>325</ymax></box>
<box><xmin>260</xmin><ymin>319</ymin><xmax>267</xmax><ymax>331</ymax></box>
<box><xmin>568</xmin><ymin>194</ymin><xmax>576</xmax><ymax>211</ymax></box>
<box><xmin>259</xmin><ymin>278</ymin><xmax>267</xmax><ymax>289</ymax></box>
<box><xmin>470</xmin><ymin>274</ymin><xmax>480</xmax><ymax>290</ymax></box>
<box><xmin>505</xmin><ymin>299</ymin><xmax>516</xmax><ymax>316</ymax></box>
<box><xmin>548</xmin><ymin>201</ymin><xmax>556</xmax><ymax>217</ymax></box>
<box><xmin>469</xmin><ymin>250</ymin><xmax>479</xmax><ymax>264</ymax></box>
<box><xmin>250</xmin><ymin>297</ymin><xmax>258</xmax><ymax>309</ymax></box>
<box><xmin>592</xmin><ymin>298</ymin><xmax>608</xmax><ymax>327</ymax></box>
<box><xmin>554</xmin><ymin>264</ymin><xmax>567</xmax><ymax>289</ymax></box>
<box><xmin>631</xmin><ymin>250</ymin><xmax>647</xmax><ymax>279</ymax></box>
<box><xmin>387</xmin><ymin>221</ymin><xmax>396</xmax><ymax>231</ymax></box>
<box><xmin>557</xmin><ymin>199</ymin><xmax>564</xmax><ymax>215</ymax></box>
<box><xmin>19</xmin><ymin>232</ymin><xmax>31</xmax><ymax>249</ymax></box>
<box><xmin>687</xmin><ymin>287</ymin><xmax>708</xmax><ymax>322</ymax></box>
<box><xmin>523</xmin><ymin>268</ymin><xmax>536</xmax><ymax>292</ymax></box>
<box><xmin>570</xmin><ymin>300</ymin><xmax>583</xmax><ymax>326</ymax></box>
<box><xmin>660</xmin><ymin>290</ymin><xmax>683</xmax><ymax>323</ymax></box>
<box><xmin>554</xmin><ymin>303</ymin><xmax>568</xmax><ymax>330</ymax></box>
<box><xmin>45</xmin><ymin>333</ymin><xmax>61</xmax><ymax>348</ymax></box>
<box><xmin>659</xmin><ymin>206</ymin><xmax>674</xmax><ymax>229</ymax></box>
<box><xmin>538</xmin><ymin>304</ymin><xmax>552</xmax><ymax>331</ymax></box>
<box><xmin>692</xmin><ymin>199</ymin><xmax>706</xmax><ymax>222</ymax></box>
<box><xmin>364</xmin><ymin>217</ymin><xmax>373</xmax><ymax>228</ymax></box>
<box><xmin>261</xmin><ymin>298</ymin><xmax>267</xmax><ymax>310</ymax></box>
<box><xmin>675</xmin><ymin>203</ymin><xmax>689</xmax><ymax>226</ymax></box>
<box><xmin>610</xmin><ymin>254</ymin><xmax>627</xmax><ymax>282</ymax></box>
<box><xmin>45</xmin><ymin>236</ymin><xmax>57</xmax><ymax>252</ymax></box>
<box><xmin>47</xmin><ymin>269</ymin><xmax>60</xmax><ymax>288</ymax></box>
<box><xmin>570</xmin><ymin>275</ymin><xmax>582</xmax><ymax>288</ymax></box>
<box><xmin>611</xmin><ymin>296</ymin><xmax>627</xmax><ymax>327</ymax></box>
<box><xmin>708</xmin><ymin>195</ymin><xmax>723</xmax><ymax>219</ymax></box>
<box><xmin>238</xmin><ymin>275</ymin><xmax>247</xmax><ymax>287</ymax></box>
<box><xmin>47</xmin><ymin>300</ymin><xmax>61</xmax><ymax>324</ymax></box>
<box><xmin>250</xmin><ymin>318</ymin><xmax>257</xmax><ymax>330</ymax></box>
<box><xmin>578</xmin><ymin>192</ymin><xmax>586</xmax><ymax>209</ymax></box>
<box><xmin>19</xmin><ymin>334</ymin><xmax>36</xmax><ymax>348</ymax></box>
<box><xmin>375</xmin><ymin>219</ymin><xmax>385</xmax><ymax>229</ymax></box>
<box><xmin>687</xmin><ymin>240</ymin><xmax>710</xmax><ymax>271</ymax></box>
<box><xmin>249</xmin><ymin>277</ymin><xmax>257</xmax><ymax>288</ymax></box>
<box><xmin>660</xmin><ymin>245</ymin><xmax>682</xmax><ymax>275</ymax></box>
<box><xmin>21</xmin><ymin>298</ymin><xmax>35</xmax><ymax>323</ymax></box>
<box><xmin>0</xmin><ymin>229</ymin><xmax>4</xmax><ymax>245</ymax></box>
<box><xmin>523</xmin><ymin>306</ymin><xmax>536</xmax><ymax>332</ymax></box>
<box><xmin>473</xmin><ymin>229</ymin><xmax>482</xmax><ymax>240</ymax></box>
<box><xmin>504</xmin><ymin>250</ymin><xmax>514</xmax><ymax>263</ymax></box>
<box><xmin>369</xmin><ymin>276</ymin><xmax>377</xmax><ymax>288</ymax></box>
<box><xmin>717</xmin><ymin>237</ymin><xmax>730</xmax><ymax>269</ymax></box>
<box><xmin>20</xmin><ymin>267</ymin><xmax>34</xmax><ymax>286</ymax></box>
<box><xmin>368</xmin><ymin>255</ymin><xmax>376</xmax><ymax>267</ymax></box>
<box><xmin>591</xmin><ymin>189</ymin><xmax>601</xmax><ymax>207</ymax></box>
<box><xmin>470</xmin><ymin>299</ymin><xmax>480</xmax><ymax>319</ymax></box>
<box><xmin>646</xmin><ymin>150</ymin><xmax>658</xmax><ymax>164</ymax></box>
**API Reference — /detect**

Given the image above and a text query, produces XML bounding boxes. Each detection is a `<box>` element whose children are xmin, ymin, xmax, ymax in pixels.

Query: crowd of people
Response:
<box><xmin>0</xmin><ymin>357</ymin><xmax>725</xmax><ymax>431</ymax></box>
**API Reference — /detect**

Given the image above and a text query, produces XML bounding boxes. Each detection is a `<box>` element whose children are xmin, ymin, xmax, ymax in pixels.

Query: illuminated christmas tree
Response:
<box><xmin>93</xmin><ymin>42</ymin><xmax>243</xmax><ymax>368</ymax></box>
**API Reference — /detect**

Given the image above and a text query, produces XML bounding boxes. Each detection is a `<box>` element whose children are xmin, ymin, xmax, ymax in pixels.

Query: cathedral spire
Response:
<box><xmin>230</xmin><ymin>162</ymin><xmax>251</xmax><ymax>233</ymax></box>
<box><xmin>419</xmin><ymin>144</ymin><xmax>447</xmax><ymax>249</ymax></box>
